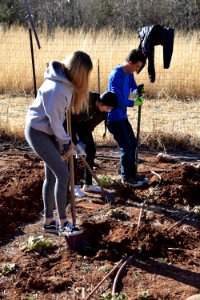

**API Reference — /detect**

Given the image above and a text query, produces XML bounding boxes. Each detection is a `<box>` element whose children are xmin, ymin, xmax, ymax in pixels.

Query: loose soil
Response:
<box><xmin>0</xmin><ymin>140</ymin><xmax>200</xmax><ymax>300</ymax></box>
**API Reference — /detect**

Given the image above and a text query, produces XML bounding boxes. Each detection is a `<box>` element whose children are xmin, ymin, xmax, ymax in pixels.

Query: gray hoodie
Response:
<box><xmin>26</xmin><ymin>61</ymin><xmax>74</xmax><ymax>144</ymax></box>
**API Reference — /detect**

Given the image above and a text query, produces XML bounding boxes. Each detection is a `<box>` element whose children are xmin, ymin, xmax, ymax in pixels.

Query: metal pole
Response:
<box><xmin>24</xmin><ymin>0</ymin><xmax>41</xmax><ymax>97</ymax></box>
<box><xmin>28</xmin><ymin>26</ymin><xmax>37</xmax><ymax>98</ymax></box>
<box><xmin>97</xmin><ymin>59</ymin><xmax>100</xmax><ymax>93</ymax></box>
<box><xmin>24</xmin><ymin>0</ymin><xmax>41</xmax><ymax>49</ymax></box>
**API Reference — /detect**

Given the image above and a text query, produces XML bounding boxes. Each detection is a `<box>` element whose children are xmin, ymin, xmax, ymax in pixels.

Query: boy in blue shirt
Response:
<box><xmin>107</xmin><ymin>49</ymin><xmax>146</xmax><ymax>187</ymax></box>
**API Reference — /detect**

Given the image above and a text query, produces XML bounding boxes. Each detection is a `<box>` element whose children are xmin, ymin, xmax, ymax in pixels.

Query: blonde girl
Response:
<box><xmin>25</xmin><ymin>51</ymin><xmax>93</xmax><ymax>236</ymax></box>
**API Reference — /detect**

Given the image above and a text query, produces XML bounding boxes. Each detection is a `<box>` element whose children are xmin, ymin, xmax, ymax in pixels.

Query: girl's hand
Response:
<box><xmin>62</xmin><ymin>141</ymin><xmax>77</xmax><ymax>159</ymax></box>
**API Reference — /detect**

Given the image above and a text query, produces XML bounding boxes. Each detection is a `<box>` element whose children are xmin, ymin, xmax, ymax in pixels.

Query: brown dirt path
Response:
<box><xmin>0</xmin><ymin>143</ymin><xmax>200</xmax><ymax>299</ymax></box>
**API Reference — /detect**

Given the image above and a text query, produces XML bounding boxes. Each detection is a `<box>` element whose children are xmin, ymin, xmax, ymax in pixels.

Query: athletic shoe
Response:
<box><xmin>121</xmin><ymin>177</ymin><xmax>143</xmax><ymax>188</ymax></box>
<box><xmin>58</xmin><ymin>221</ymin><xmax>83</xmax><ymax>237</ymax></box>
<box><xmin>74</xmin><ymin>185</ymin><xmax>86</xmax><ymax>198</ymax></box>
<box><xmin>83</xmin><ymin>184</ymin><xmax>101</xmax><ymax>193</ymax></box>
<box><xmin>43</xmin><ymin>220</ymin><xmax>58</xmax><ymax>234</ymax></box>
<box><xmin>136</xmin><ymin>176</ymin><xmax>149</xmax><ymax>184</ymax></box>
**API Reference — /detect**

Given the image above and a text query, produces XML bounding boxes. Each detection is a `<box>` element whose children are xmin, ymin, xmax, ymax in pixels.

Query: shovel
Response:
<box><xmin>79</xmin><ymin>155</ymin><xmax>115</xmax><ymax>204</ymax></box>
<box><xmin>65</xmin><ymin>110</ymin><xmax>86</xmax><ymax>253</ymax></box>
<box><xmin>136</xmin><ymin>104</ymin><xmax>142</xmax><ymax>173</ymax></box>
<box><xmin>135</xmin><ymin>84</ymin><xmax>144</xmax><ymax>176</ymax></box>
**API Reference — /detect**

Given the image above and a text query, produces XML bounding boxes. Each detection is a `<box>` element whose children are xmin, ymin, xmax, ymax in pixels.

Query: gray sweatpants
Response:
<box><xmin>25</xmin><ymin>125</ymin><xmax>69</xmax><ymax>220</ymax></box>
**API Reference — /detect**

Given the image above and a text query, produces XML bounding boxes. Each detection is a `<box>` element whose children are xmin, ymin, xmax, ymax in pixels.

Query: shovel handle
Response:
<box><xmin>136</xmin><ymin>105</ymin><xmax>142</xmax><ymax>168</ymax></box>
<box><xmin>66</xmin><ymin>110</ymin><xmax>76</xmax><ymax>226</ymax></box>
<box><xmin>80</xmin><ymin>155</ymin><xmax>115</xmax><ymax>203</ymax></box>
<box><xmin>79</xmin><ymin>155</ymin><xmax>104</xmax><ymax>192</ymax></box>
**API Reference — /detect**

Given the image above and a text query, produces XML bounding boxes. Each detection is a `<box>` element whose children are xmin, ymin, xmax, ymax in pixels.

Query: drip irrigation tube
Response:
<box><xmin>85</xmin><ymin>259</ymin><xmax>124</xmax><ymax>300</ymax></box>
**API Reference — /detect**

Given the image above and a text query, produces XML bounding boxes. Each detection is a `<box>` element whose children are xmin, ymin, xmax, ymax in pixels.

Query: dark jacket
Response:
<box><xmin>138</xmin><ymin>24</ymin><xmax>174</xmax><ymax>82</ymax></box>
<box><xmin>71</xmin><ymin>92</ymin><xmax>107</xmax><ymax>144</ymax></box>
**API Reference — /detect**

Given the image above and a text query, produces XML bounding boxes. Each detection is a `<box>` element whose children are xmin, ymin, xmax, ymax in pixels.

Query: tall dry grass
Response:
<box><xmin>0</xmin><ymin>27</ymin><xmax>200</xmax><ymax>152</ymax></box>
<box><xmin>0</xmin><ymin>26</ymin><xmax>200</xmax><ymax>98</ymax></box>
<box><xmin>0</xmin><ymin>95</ymin><xmax>199</xmax><ymax>152</ymax></box>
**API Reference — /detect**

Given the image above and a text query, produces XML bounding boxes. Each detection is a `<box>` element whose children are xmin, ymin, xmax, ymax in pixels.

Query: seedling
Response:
<box><xmin>98</xmin><ymin>175</ymin><xmax>113</xmax><ymax>187</ymax></box>
<box><xmin>158</xmin><ymin>257</ymin><xmax>168</xmax><ymax>264</ymax></box>
<box><xmin>132</xmin><ymin>273</ymin><xmax>140</xmax><ymax>281</ymax></box>
<box><xmin>24</xmin><ymin>296</ymin><xmax>36</xmax><ymax>300</ymax></box>
<box><xmin>149</xmin><ymin>188</ymin><xmax>158</xmax><ymax>198</ymax></box>
<box><xmin>107</xmin><ymin>209</ymin><xmax>128</xmax><ymax>220</ymax></box>
<box><xmin>100</xmin><ymin>264</ymin><xmax>112</xmax><ymax>273</ymax></box>
<box><xmin>139</xmin><ymin>291</ymin><xmax>150</xmax><ymax>299</ymax></box>
<box><xmin>20</xmin><ymin>235</ymin><xmax>54</xmax><ymax>252</ymax></box>
<box><xmin>82</xmin><ymin>266</ymin><xmax>92</xmax><ymax>272</ymax></box>
<box><xmin>99</xmin><ymin>292</ymin><xmax>127</xmax><ymax>300</ymax></box>
<box><xmin>0</xmin><ymin>263</ymin><xmax>16</xmax><ymax>276</ymax></box>
<box><xmin>193</xmin><ymin>206</ymin><xmax>200</xmax><ymax>214</ymax></box>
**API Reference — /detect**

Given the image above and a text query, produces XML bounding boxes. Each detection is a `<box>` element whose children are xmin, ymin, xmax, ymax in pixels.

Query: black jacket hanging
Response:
<box><xmin>138</xmin><ymin>24</ymin><xmax>175</xmax><ymax>83</ymax></box>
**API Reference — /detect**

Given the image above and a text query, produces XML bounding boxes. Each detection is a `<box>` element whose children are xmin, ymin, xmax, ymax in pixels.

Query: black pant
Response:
<box><xmin>83</xmin><ymin>132</ymin><xmax>96</xmax><ymax>185</ymax></box>
<box><xmin>74</xmin><ymin>129</ymin><xmax>96</xmax><ymax>185</ymax></box>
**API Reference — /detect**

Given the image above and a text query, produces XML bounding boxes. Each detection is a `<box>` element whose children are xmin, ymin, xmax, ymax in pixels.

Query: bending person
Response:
<box><xmin>71</xmin><ymin>91</ymin><xmax>118</xmax><ymax>197</ymax></box>
<box><xmin>25</xmin><ymin>51</ymin><xmax>93</xmax><ymax>236</ymax></box>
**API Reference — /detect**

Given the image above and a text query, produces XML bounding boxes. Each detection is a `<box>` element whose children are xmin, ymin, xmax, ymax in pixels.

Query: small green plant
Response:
<box><xmin>99</xmin><ymin>292</ymin><xmax>127</xmax><ymax>300</ymax></box>
<box><xmin>149</xmin><ymin>188</ymin><xmax>158</xmax><ymax>198</ymax></box>
<box><xmin>24</xmin><ymin>295</ymin><xmax>36</xmax><ymax>300</ymax></box>
<box><xmin>98</xmin><ymin>175</ymin><xmax>113</xmax><ymax>187</ymax></box>
<box><xmin>139</xmin><ymin>291</ymin><xmax>150</xmax><ymax>299</ymax></box>
<box><xmin>100</xmin><ymin>264</ymin><xmax>112</xmax><ymax>273</ymax></box>
<box><xmin>132</xmin><ymin>273</ymin><xmax>140</xmax><ymax>281</ymax></box>
<box><xmin>158</xmin><ymin>257</ymin><xmax>168</xmax><ymax>264</ymax></box>
<box><xmin>20</xmin><ymin>235</ymin><xmax>54</xmax><ymax>252</ymax></box>
<box><xmin>107</xmin><ymin>209</ymin><xmax>128</xmax><ymax>220</ymax></box>
<box><xmin>194</xmin><ymin>206</ymin><xmax>200</xmax><ymax>214</ymax></box>
<box><xmin>0</xmin><ymin>263</ymin><xmax>16</xmax><ymax>276</ymax></box>
<box><xmin>82</xmin><ymin>265</ymin><xmax>92</xmax><ymax>272</ymax></box>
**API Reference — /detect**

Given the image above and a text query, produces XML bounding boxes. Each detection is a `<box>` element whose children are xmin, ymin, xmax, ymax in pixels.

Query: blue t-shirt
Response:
<box><xmin>107</xmin><ymin>65</ymin><xmax>137</xmax><ymax>122</ymax></box>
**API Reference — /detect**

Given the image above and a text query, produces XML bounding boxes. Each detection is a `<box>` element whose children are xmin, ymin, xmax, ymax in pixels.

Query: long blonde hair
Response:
<box><xmin>62</xmin><ymin>51</ymin><xmax>93</xmax><ymax>114</ymax></box>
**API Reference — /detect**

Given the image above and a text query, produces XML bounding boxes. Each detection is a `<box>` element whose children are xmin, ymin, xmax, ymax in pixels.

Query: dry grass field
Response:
<box><xmin>0</xmin><ymin>27</ymin><xmax>200</xmax><ymax>151</ymax></box>
<box><xmin>0</xmin><ymin>27</ymin><xmax>200</xmax><ymax>98</ymax></box>
<box><xmin>0</xmin><ymin>95</ymin><xmax>199</xmax><ymax>152</ymax></box>
<box><xmin>1</xmin><ymin>28</ymin><xmax>200</xmax><ymax>299</ymax></box>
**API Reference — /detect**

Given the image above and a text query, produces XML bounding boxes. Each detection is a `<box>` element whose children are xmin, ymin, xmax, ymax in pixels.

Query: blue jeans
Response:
<box><xmin>107</xmin><ymin>118</ymin><xmax>137</xmax><ymax>180</ymax></box>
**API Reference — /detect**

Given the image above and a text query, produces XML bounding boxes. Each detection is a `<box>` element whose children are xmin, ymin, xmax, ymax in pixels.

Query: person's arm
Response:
<box><xmin>129</xmin><ymin>74</ymin><xmax>138</xmax><ymax>95</ymax></box>
<box><xmin>108</xmin><ymin>71</ymin><xmax>134</xmax><ymax>108</ymax></box>
<box><xmin>41</xmin><ymin>85</ymin><xmax>72</xmax><ymax>144</ymax></box>
<box><xmin>130</xmin><ymin>74</ymin><xmax>138</xmax><ymax>94</ymax></box>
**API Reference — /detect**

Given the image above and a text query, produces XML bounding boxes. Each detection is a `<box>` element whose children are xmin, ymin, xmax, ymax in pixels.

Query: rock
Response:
<box><xmin>156</xmin><ymin>152</ymin><xmax>177</xmax><ymax>163</ymax></box>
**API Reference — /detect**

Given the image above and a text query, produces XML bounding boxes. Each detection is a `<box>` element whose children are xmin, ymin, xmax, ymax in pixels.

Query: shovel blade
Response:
<box><xmin>102</xmin><ymin>190</ymin><xmax>115</xmax><ymax>204</ymax></box>
<box><xmin>65</xmin><ymin>233</ymin><xmax>87</xmax><ymax>254</ymax></box>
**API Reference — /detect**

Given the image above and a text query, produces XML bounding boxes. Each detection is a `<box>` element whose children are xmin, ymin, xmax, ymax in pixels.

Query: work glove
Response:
<box><xmin>76</xmin><ymin>141</ymin><xmax>86</xmax><ymax>157</ymax></box>
<box><xmin>134</xmin><ymin>96</ymin><xmax>144</xmax><ymax>107</ymax></box>
<box><xmin>62</xmin><ymin>141</ymin><xmax>77</xmax><ymax>159</ymax></box>
<box><xmin>137</xmin><ymin>84</ymin><xmax>145</xmax><ymax>96</ymax></box>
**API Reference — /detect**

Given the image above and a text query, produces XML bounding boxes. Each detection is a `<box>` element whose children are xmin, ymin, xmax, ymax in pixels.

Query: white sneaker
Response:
<box><xmin>83</xmin><ymin>184</ymin><xmax>102</xmax><ymax>193</ymax></box>
<box><xmin>74</xmin><ymin>185</ymin><xmax>86</xmax><ymax>198</ymax></box>
<box><xmin>58</xmin><ymin>221</ymin><xmax>83</xmax><ymax>237</ymax></box>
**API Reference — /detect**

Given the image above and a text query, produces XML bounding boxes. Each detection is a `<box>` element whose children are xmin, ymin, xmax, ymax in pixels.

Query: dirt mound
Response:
<box><xmin>0</xmin><ymin>153</ymin><xmax>44</xmax><ymax>237</ymax></box>
<box><xmin>0</xmin><ymin>148</ymin><xmax>200</xmax><ymax>299</ymax></box>
<box><xmin>150</xmin><ymin>164</ymin><xmax>200</xmax><ymax>206</ymax></box>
